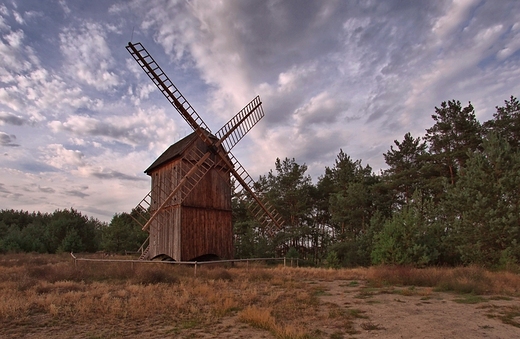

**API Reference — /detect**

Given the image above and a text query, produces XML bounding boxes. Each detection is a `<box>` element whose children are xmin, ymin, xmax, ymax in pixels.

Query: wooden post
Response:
<box><xmin>194</xmin><ymin>262</ymin><xmax>198</xmax><ymax>277</ymax></box>
<box><xmin>284</xmin><ymin>257</ymin><xmax>286</xmax><ymax>267</ymax></box>
<box><xmin>70</xmin><ymin>252</ymin><xmax>77</xmax><ymax>267</ymax></box>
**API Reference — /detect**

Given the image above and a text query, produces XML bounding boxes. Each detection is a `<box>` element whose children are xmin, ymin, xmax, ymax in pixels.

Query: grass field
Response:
<box><xmin>1</xmin><ymin>253</ymin><xmax>520</xmax><ymax>338</ymax></box>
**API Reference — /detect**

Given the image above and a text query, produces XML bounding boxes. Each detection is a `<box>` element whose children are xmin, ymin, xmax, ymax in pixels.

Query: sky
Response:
<box><xmin>1</xmin><ymin>0</ymin><xmax>519</xmax><ymax>222</ymax></box>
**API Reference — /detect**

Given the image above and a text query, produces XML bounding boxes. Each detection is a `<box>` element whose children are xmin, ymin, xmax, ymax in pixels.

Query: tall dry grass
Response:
<box><xmin>0</xmin><ymin>254</ymin><xmax>325</xmax><ymax>335</ymax></box>
<box><xmin>365</xmin><ymin>265</ymin><xmax>520</xmax><ymax>295</ymax></box>
<box><xmin>238</xmin><ymin>305</ymin><xmax>309</xmax><ymax>339</ymax></box>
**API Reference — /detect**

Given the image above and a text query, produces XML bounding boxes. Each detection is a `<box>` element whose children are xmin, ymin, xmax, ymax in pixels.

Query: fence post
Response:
<box><xmin>284</xmin><ymin>257</ymin><xmax>286</xmax><ymax>267</ymax></box>
<box><xmin>194</xmin><ymin>261</ymin><xmax>198</xmax><ymax>277</ymax></box>
<box><xmin>70</xmin><ymin>252</ymin><xmax>77</xmax><ymax>267</ymax></box>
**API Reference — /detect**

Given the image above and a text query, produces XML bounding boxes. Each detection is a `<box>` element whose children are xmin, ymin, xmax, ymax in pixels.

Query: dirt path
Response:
<box><xmin>317</xmin><ymin>279</ymin><xmax>520</xmax><ymax>338</ymax></box>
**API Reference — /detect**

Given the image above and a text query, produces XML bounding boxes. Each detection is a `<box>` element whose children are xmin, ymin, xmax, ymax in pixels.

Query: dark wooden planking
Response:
<box><xmin>147</xmin><ymin>136</ymin><xmax>233</xmax><ymax>261</ymax></box>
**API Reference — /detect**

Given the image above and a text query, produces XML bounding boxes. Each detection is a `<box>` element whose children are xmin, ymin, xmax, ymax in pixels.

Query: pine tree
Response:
<box><xmin>424</xmin><ymin>100</ymin><xmax>483</xmax><ymax>186</ymax></box>
<box><xmin>444</xmin><ymin>133</ymin><xmax>520</xmax><ymax>266</ymax></box>
<box><xmin>383</xmin><ymin>132</ymin><xmax>428</xmax><ymax>206</ymax></box>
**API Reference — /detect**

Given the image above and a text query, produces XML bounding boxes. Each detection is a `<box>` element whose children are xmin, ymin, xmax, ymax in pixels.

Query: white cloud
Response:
<box><xmin>13</xmin><ymin>11</ymin><xmax>24</xmax><ymax>25</ymax></box>
<box><xmin>58</xmin><ymin>0</ymin><xmax>71</xmax><ymax>15</ymax></box>
<box><xmin>48</xmin><ymin>105</ymin><xmax>177</xmax><ymax>150</ymax></box>
<box><xmin>294</xmin><ymin>91</ymin><xmax>344</xmax><ymax>127</ymax></box>
<box><xmin>432</xmin><ymin>0</ymin><xmax>478</xmax><ymax>40</ymax></box>
<box><xmin>0</xmin><ymin>29</ymin><xmax>33</xmax><ymax>72</ymax></box>
<box><xmin>0</xmin><ymin>68</ymin><xmax>93</xmax><ymax>122</ymax></box>
<box><xmin>59</xmin><ymin>21</ymin><xmax>119</xmax><ymax>91</ymax></box>
<box><xmin>0</xmin><ymin>4</ymin><xmax>8</xmax><ymax>17</ymax></box>
<box><xmin>42</xmin><ymin>144</ymin><xmax>85</xmax><ymax>169</ymax></box>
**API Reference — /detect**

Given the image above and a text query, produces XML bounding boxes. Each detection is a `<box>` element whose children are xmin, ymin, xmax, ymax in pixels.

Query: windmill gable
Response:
<box><xmin>145</xmin><ymin>131</ymin><xmax>219</xmax><ymax>174</ymax></box>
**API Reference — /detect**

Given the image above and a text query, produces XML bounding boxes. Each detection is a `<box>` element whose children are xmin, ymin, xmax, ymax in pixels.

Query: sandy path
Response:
<box><xmin>317</xmin><ymin>280</ymin><xmax>520</xmax><ymax>338</ymax></box>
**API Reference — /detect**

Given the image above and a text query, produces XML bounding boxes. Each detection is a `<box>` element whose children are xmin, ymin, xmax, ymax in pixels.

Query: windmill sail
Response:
<box><xmin>126</xmin><ymin>42</ymin><xmax>212</xmax><ymax>143</ymax></box>
<box><xmin>215</xmin><ymin>96</ymin><xmax>264</xmax><ymax>152</ymax></box>
<box><xmin>226</xmin><ymin>152</ymin><xmax>284</xmax><ymax>235</ymax></box>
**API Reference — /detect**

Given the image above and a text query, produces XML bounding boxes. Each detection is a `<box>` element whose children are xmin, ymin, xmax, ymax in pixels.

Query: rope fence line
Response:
<box><xmin>70</xmin><ymin>252</ymin><xmax>299</xmax><ymax>276</ymax></box>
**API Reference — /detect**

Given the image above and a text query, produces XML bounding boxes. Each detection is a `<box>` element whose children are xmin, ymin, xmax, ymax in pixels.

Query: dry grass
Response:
<box><xmin>365</xmin><ymin>265</ymin><xmax>520</xmax><ymax>295</ymax></box>
<box><xmin>1</xmin><ymin>254</ymin><xmax>520</xmax><ymax>338</ymax></box>
<box><xmin>238</xmin><ymin>306</ymin><xmax>310</xmax><ymax>339</ymax></box>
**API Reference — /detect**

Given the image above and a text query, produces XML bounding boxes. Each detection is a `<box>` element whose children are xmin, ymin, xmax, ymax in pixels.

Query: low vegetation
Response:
<box><xmin>1</xmin><ymin>253</ymin><xmax>520</xmax><ymax>338</ymax></box>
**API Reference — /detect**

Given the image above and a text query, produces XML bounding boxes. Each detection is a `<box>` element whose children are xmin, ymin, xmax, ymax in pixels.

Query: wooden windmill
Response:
<box><xmin>126</xmin><ymin>42</ymin><xmax>284</xmax><ymax>261</ymax></box>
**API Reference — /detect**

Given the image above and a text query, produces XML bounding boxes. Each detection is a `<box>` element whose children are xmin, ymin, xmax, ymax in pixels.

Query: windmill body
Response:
<box><xmin>127</xmin><ymin>42</ymin><xmax>284</xmax><ymax>261</ymax></box>
<box><xmin>145</xmin><ymin>132</ymin><xmax>233</xmax><ymax>261</ymax></box>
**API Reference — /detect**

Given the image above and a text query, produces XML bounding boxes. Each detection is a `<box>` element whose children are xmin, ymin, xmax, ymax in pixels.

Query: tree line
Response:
<box><xmin>234</xmin><ymin>96</ymin><xmax>520</xmax><ymax>269</ymax></box>
<box><xmin>0</xmin><ymin>209</ymin><xmax>146</xmax><ymax>255</ymax></box>
<box><xmin>1</xmin><ymin>96</ymin><xmax>519</xmax><ymax>269</ymax></box>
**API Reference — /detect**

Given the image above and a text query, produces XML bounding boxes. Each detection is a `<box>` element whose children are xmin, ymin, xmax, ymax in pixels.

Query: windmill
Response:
<box><xmin>126</xmin><ymin>42</ymin><xmax>284</xmax><ymax>261</ymax></box>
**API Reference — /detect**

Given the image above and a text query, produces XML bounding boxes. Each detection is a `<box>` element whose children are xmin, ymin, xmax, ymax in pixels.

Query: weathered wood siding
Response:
<box><xmin>148</xmin><ymin>205</ymin><xmax>181</xmax><ymax>260</ymax></box>
<box><xmin>181</xmin><ymin>206</ymin><xmax>233</xmax><ymax>260</ymax></box>
<box><xmin>148</xmin><ymin>137</ymin><xmax>233</xmax><ymax>261</ymax></box>
<box><xmin>150</xmin><ymin>159</ymin><xmax>182</xmax><ymax>212</ymax></box>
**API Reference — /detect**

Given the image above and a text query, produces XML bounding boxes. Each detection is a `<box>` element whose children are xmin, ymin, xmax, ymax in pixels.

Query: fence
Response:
<box><xmin>70</xmin><ymin>252</ymin><xmax>299</xmax><ymax>276</ymax></box>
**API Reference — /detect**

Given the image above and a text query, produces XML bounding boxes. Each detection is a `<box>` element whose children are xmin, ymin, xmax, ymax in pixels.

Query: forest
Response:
<box><xmin>1</xmin><ymin>96</ymin><xmax>519</xmax><ymax>269</ymax></box>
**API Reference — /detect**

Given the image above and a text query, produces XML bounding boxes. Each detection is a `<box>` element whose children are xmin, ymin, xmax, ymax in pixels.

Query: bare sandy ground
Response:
<box><xmin>317</xmin><ymin>280</ymin><xmax>520</xmax><ymax>339</ymax></box>
<box><xmin>189</xmin><ymin>279</ymin><xmax>520</xmax><ymax>338</ymax></box>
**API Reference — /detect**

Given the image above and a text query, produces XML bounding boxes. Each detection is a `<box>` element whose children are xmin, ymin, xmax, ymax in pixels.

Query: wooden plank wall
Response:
<box><xmin>148</xmin><ymin>205</ymin><xmax>181</xmax><ymax>260</ymax></box>
<box><xmin>181</xmin><ymin>207</ymin><xmax>233</xmax><ymax>260</ymax></box>
<box><xmin>183</xmin><ymin>167</ymin><xmax>231</xmax><ymax>209</ymax></box>
<box><xmin>150</xmin><ymin>159</ymin><xmax>182</xmax><ymax>211</ymax></box>
<box><xmin>148</xmin><ymin>138</ymin><xmax>234</xmax><ymax>261</ymax></box>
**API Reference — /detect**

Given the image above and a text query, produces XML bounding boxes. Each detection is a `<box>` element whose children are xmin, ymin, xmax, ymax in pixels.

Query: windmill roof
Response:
<box><xmin>144</xmin><ymin>130</ymin><xmax>216</xmax><ymax>174</ymax></box>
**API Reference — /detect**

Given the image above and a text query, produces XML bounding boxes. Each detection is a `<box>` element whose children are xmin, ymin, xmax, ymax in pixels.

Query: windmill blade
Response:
<box><xmin>214</xmin><ymin>96</ymin><xmax>264</xmax><ymax>153</ymax></box>
<box><xmin>225</xmin><ymin>152</ymin><xmax>284</xmax><ymax>235</ymax></box>
<box><xmin>126</xmin><ymin>42</ymin><xmax>212</xmax><ymax>142</ymax></box>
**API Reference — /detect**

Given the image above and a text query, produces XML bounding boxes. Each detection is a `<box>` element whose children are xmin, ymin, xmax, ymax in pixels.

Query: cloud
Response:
<box><xmin>0</xmin><ymin>29</ymin><xmax>34</xmax><ymax>73</ymax></box>
<box><xmin>0</xmin><ymin>132</ymin><xmax>19</xmax><ymax>146</ymax></box>
<box><xmin>0</xmin><ymin>67</ymin><xmax>95</xmax><ymax>123</ymax></box>
<box><xmin>0</xmin><ymin>183</ymin><xmax>11</xmax><ymax>194</ymax></box>
<box><xmin>64</xmin><ymin>188</ymin><xmax>89</xmax><ymax>198</ymax></box>
<box><xmin>432</xmin><ymin>0</ymin><xmax>478</xmax><ymax>40</ymax></box>
<box><xmin>0</xmin><ymin>111</ymin><xmax>26</xmax><ymax>125</ymax></box>
<box><xmin>90</xmin><ymin>169</ymin><xmax>146</xmax><ymax>182</ymax></box>
<box><xmin>294</xmin><ymin>91</ymin><xmax>345</xmax><ymax>127</ymax></box>
<box><xmin>42</xmin><ymin>144</ymin><xmax>85</xmax><ymax>169</ymax></box>
<box><xmin>48</xmin><ymin>106</ymin><xmax>177</xmax><ymax>148</ymax></box>
<box><xmin>38</xmin><ymin>186</ymin><xmax>55</xmax><ymax>194</ymax></box>
<box><xmin>59</xmin><ymin>21</ymin><xmax>119</xmax><ymax>91</ymax></box>
<box><xmin>58</xmin><ymin>0</ymin><xmax>71</xmax><ymax>15</ymax></box>
<box><xmin>19</xmin><ymin>161</ymin><xmax>57</xmax><ymax>173</ymax></box>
